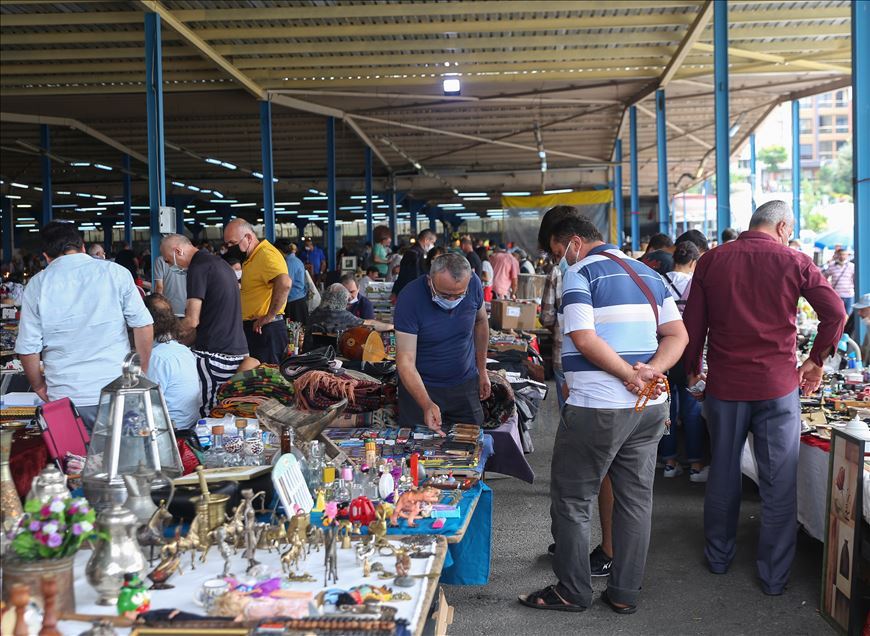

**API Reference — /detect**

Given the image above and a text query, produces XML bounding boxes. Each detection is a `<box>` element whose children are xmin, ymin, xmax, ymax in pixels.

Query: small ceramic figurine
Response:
<box><xmin>393</xmin><ymin>548</ymin><xmax>414</xmax><ymax>587</ymax></box>
<box><xmin>389</xmin><ymin>487</ymin><xmax>441</xmax><ymax>527</ymax></box>
<box><xmin>116</xmin><ymin>573</ymin><xmax>150</xmax><ymax>619</ymax></box>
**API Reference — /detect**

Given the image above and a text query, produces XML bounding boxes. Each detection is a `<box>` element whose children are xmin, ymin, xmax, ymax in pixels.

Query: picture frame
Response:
<box><xmin>341</xmin><ymin>256</ymin><xmax>357</xmax><ymax>272</ymax></box>
<box><xmin>821</xmin><ymin>428</ymin><xmax>865</xmax><ymax>634</ymax></box>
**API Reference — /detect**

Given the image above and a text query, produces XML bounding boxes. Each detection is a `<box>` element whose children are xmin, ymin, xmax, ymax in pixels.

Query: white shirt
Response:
<box><xmin>15</xmin><ymin>253</ymin><xmax>153</xmax><ymax>406</ymax></box>
<box><xmin>481</xmin><ymin>260</ymin><xmax>494</xmax><ymax>288</ymax></box>
<box><xmin>146</xmin><ymin>340</ymin><xmax>201</xmax><ymax>429</ymax></box>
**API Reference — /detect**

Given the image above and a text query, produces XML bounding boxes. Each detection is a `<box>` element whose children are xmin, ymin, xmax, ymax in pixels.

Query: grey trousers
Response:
<box><xmin>550</xmin><ymin>402</ymin><xmax>666</xmax><ymax>607</ymax></box>
<box><xmin>703</xmin><ymin>389</ymin><xmax>800</xmax><ymax>594</ymax></box>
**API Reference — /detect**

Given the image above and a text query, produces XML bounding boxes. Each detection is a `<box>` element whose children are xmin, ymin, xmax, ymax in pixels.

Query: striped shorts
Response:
<box><xmin>193</xmin><ymin>350</ymin><xmax>245</xmax><ymax>418</ymax></box>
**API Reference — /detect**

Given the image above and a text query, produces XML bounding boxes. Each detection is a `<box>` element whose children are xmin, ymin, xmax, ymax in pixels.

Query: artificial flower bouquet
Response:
<box><xmin>10</xmin><ymin>496</ymin><xmax>100</xmax><ymax>560</ymax></box>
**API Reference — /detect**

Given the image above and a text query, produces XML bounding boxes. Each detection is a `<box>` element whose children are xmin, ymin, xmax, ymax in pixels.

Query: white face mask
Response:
<box><xmin>422</xmin><ymin>242</ymin><xmax>433</xmax><ymax>254</ymax></box>
<box><xmin>234</xmin><ymin>269</ymin><xmax>242</xmax><ymax>281</ymax></box>
<box><xmin>348</xmin><ymin>296</ymin><xmax>359</xmax><ymax>305</ymax></box>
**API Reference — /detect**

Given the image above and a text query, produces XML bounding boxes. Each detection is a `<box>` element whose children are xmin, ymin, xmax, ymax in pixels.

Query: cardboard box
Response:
<box><xmin>491</xmin><ymin>299</ymin><xmax>537</xmax><ymax>330</ymax></box>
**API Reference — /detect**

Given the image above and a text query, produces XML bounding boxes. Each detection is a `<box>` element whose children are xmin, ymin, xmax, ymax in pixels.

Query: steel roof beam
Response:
<box><xmin>0</xmin><ymin>112</ymin><xmax>148</xmax><ymax>163</ymax></box>
<box><xmin>691</xmin><ymin>42</ymin><xmax>850</xmax><ymax>74</ymax></box>
<box><xmin>660</xmin><ymin>0</ymin><xmax>714</xmax><ymax>88</ymax></box>
<box><xmin>137</xmin><ymin>0</ymin><xmax>265</xmax><ymax>99</ymax></box>
<box><xmin>634</xmin><ymin>103</ymin><xmax>713</xmax><ymax>149</ymax></box>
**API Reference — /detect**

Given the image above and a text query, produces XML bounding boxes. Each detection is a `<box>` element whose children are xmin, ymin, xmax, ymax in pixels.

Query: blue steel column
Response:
<box><xmin>388</xmin><ymin>185</ymin><xmax>397</xmax><ymax>241</ymax></box>
<box><xmin>326</xmin><ymin>116</ymin><xmax>337</xmax><ymax>271</ymax></box>
<box><xmin>629</xmin><ymin>106</ymin><xmax>640</xmax><ymax>251</ymax></box>
<box><xmin>703</xmin><ymin>179</ymin><xmax>709</xmax><ymax>238</ymax></box>
<box><xmin>145</xmin><ymin>12</ymin><xmax>166</xmax><ymax>274</ymax></box>
<box><xmin>428</xmin><ymin>213</ymin><xmax>437</xmax><ymax>232</ymax></box>
<box><xmin>122</xmin><ymin>154</ymin><xmax>132</xmax><ymax>245</ymax></box>
<box><xmin>260</xmin><ymin>100</ymin><xmax>275</xmax><ymax>242</ymax></box>
<box><xmin>714</xmin><ymin>0</ymin><xmax>731</xmax><ymax>239</ymax></box>
<box><xmin>364</xmin><ymin>147</ymin><xmax>374</xmax><ymax>246</ymax></box>
<box><xmin>749</xmin><ymin>132</ymin><xmax>757</xmax><ymax>213</ymax></box>
<box><xmin>655</xmin><ymin>89</ymin><xmax>669</xmax><ymax>236</ymax></box>
<box><xmin>853</xmin><ymin>0</ymin><xmax>869</xmax><ymax>344</ymax></box>
<box><xmin>614</xmin><ymin>138</ymin><xmax>624</xmax><ymax>245</ymax></box>
<box><xmin>40</xmin><ymin>125</ymin><xmax>52</xmax><ymax>226</ymax></box>
<box><xmin>682</xmin><ymin>192</ymin><xmax>688</xmax><ymax>234</ymax></box>
<box><xmin>1</xmin><ymin>199</ymin><xmax>12</xmax><ymax>264</ymax></box>
<box><xmin>101</xmin><ymin>219</ymin><xmax>114</xmax><ymax>253</ymax></box>
<box><xmin>792</xmin><ymin>99</ymin><xmax>801</xmax><ymax>238</ymax></box>
<box><xmin>410</xmin><ymin>201</ymin><xmax>418</xmax><ymax>235</ymax></box>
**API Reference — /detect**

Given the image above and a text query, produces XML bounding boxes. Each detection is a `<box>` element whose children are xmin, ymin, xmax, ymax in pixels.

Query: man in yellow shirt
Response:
<box><xmin>223</xmin><ymin>219</ymin><xmax>291</xmax><ymax>364</ymax></box>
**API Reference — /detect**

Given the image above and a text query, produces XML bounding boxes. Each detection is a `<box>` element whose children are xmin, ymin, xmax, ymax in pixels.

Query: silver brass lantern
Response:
<box><xmin>83</xmin><ymin>353</ymin><xmax>182</xmax><ymax>511</ymax></box>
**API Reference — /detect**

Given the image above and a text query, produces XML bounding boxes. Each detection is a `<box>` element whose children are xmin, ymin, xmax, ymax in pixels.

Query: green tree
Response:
<box><xmin>757</xmin><ymin>145</ymin><xmax>788</xmax><ymax>173</ymax></box>
<box><xmin>818</xmin><ymin>143</ymin><xmax>852</xmax><ymax>197</ymax></box>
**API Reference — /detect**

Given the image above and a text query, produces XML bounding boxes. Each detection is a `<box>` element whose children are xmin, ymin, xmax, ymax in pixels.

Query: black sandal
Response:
<box><xmin>600</xmin><ymin>589</ymin><xmax>637</xmax><ymax>615</ymax></box>
<box><xmin>518</xmin><ymin>584</ymin><xmax>586</xmax><ymax>613</ymax></box>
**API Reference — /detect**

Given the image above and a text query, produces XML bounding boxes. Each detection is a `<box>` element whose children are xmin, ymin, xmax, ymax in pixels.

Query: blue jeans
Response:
<box><xmin>842</xmin><ymin>296</ymin><xmax>854</xmax><ymax>317</ymax></box>
<box><xmin>658</xmin><ymin>383</ymin><xmax>705</xmax><ymax>463</ymax></box>
<box><xmin>553</xmin><ymin>368</ymin><xmax>566</xmax><ymax>411</ymax></box>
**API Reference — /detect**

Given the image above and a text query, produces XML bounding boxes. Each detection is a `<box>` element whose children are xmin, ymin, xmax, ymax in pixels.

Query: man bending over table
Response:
<box><xmin>394</xmin><ymin>253</ymin><xmax>491</xmax><ymax>434</ymax></box>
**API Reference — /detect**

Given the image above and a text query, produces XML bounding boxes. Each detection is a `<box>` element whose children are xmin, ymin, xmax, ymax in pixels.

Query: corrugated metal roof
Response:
<box><xmin>0</xmin><ymin>0</ymin><xmax>854</xmax><ymax>225</ymax></box>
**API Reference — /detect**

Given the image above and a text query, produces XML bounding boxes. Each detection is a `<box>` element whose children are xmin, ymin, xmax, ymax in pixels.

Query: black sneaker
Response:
<box><xmin>590</xmin><ymin>544</ymin><xmax>613</xmax><ymax>577</ymax></box>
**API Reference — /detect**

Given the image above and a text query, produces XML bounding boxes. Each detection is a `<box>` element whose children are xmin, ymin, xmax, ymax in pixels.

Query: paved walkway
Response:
<box><xmin>443</xmin><ymin>385</ymin><xmax>831</xmax><ymax>635</ymax></box>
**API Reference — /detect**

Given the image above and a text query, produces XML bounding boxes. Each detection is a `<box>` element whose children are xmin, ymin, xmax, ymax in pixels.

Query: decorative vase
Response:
<box><xmin>1</xmin><ymin>555</ymin><xmax>76</xmax><ymax>614</ymax></box>
<box><xmin>0</xmin><ymin>428</ymin><xmax>23</xmax><ymax>529</ymax></box>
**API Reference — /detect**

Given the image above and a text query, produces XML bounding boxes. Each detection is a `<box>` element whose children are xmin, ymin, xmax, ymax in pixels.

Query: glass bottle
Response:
<box><xmin>362</xmin><ymin>467</ymin><xmax>379</xmax><ymax>501</ymax></box>
<box><xmin>333</xmin><ymin>464</ymin><xmax>352</xmax><ymax>503</ymax></box>
<box><xmin>322</xmin><ymin>464</ymin><xmax>336</xmax><ymax>499</ymax></box>
<box><xmin>203</xmin><ymin>425</ymin><xmax>226</xmax><ymax>468</ymax></box>
<box><xmin>307</xmin><ymin>441</ymin><xmax>325</xmax><ymax>492</ymax></box>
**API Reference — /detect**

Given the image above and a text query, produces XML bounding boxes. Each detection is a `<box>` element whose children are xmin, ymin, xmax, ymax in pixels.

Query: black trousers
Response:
<box><xmin>397</xmin><ymin>375</ymin><xmax>484</xmax><ymax>428</ymax></box>
<box><xmin>286</xmin><ymin>297</ymin><xmax>309</xmax><ymax>324</ymax></box>
<box><xmin>243</xmin><ymin>318</ymin><xmax>288</xmax><ymax>364</ymax></box>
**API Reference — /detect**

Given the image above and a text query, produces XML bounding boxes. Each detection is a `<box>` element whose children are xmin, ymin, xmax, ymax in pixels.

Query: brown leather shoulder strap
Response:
<box><xmin>598</xmin><ymin>251</ymin><xmax>659</xmax><ymax>325</ymax></box>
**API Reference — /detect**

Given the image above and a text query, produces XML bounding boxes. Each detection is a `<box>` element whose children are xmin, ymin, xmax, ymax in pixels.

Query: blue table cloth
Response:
<box><xmin>310</xmin><ymin>481</ymin><xmax>492</xmax><ymax>585</ymax></box>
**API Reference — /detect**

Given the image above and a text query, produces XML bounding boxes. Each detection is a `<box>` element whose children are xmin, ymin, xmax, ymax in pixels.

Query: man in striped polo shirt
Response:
<box><xmin>520</xmin><ymin>215</ymin><xmax>687</xmax><ymax>614</ymax></box>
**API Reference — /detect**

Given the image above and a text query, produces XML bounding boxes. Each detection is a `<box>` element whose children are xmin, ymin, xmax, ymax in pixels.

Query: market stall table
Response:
<box><xmin>741</xmin><ymin>433</ymin><xmax>870</xmax><ymax>541</ymax></box>
<box><xmin>57</xmin><ymin>535</ymin><xmax>448</xmax><ymax>636</ymax></box>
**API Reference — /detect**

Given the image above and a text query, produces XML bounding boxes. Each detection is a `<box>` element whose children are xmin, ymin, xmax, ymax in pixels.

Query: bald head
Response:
<box><xmin>223</xmin><ymin>218</ymin><xmax>259</xmax><ymax>255</ymax></box>
<box><xmin>159</xmin><ymin>233</ymin><xmax>195</xmax><ymax>268</ymax></box>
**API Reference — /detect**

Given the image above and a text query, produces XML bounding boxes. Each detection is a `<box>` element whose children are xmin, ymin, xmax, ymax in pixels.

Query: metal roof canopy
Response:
<box><xmin>0</xmin><ymin>0</ymin><xmax>853</xmax><ymax>225</ymax></box>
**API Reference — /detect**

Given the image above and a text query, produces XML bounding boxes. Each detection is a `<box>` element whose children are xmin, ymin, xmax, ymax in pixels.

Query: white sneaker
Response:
<box><xmin>663</xmin><ymin>463</ymin><xmax>683</xmax><ymax>478</ymax></box>
<box><xmin>689</xmin><ymin>466</ymin><xmax>709</xmax><ymax>483</ymax></box>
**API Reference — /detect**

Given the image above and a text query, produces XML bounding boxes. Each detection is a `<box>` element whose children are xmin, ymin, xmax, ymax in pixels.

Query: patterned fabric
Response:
<box><xmin>294</xmin><ymin>370</ymin><xmax>396</xmax><ymax>413</ymax></box>
<box><xmin>480</xmin><ymin>370</ymin><xmax>515</xmax><ymax>430</ymax></box>
<box><xmin>539</xmin><ymin>266</ymin><xmax>563</xmax><ymax>371</ymax></box>
<box><xmin>194</xmin><ymin>350</ymin><xmax>246</xmax><ymax>418</ymax></box>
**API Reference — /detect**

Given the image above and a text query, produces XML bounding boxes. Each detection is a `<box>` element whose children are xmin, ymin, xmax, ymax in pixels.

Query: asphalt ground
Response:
<box><xmin>442</xmin><ymin>384</ymin><xmax>831</xmax><ymax>636</ymax></box>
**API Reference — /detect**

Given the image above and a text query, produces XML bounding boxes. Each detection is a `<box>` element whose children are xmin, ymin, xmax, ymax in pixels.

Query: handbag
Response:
<box><xmin>36</xmin><ymin>398</ymin><xmax>90</xmax><ymax>466</ymax></box>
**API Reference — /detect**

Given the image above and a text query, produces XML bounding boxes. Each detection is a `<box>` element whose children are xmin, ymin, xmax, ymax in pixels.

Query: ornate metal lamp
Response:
<box><xmin>83</xmin><ymin>353</ymin><xmax>182</xmax><ymax>511</ymax></box>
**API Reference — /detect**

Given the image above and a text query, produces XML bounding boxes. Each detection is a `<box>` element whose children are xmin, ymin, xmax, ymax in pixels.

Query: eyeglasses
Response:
<box><xmin>429</xmin><ymin>278</ymin><xmax>468</xmax><ymax>301</ymax></box>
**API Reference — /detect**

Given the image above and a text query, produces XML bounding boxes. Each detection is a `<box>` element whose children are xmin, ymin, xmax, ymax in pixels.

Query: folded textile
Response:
<box><xmin>212</xmin><ymin>366</ymin><xmax>295</xmax><ymax>417</ymax></box>
<box><xmin>280</xmin><ymin>346</ymin><xmax>336</xmax><ymax>379</ymax></box>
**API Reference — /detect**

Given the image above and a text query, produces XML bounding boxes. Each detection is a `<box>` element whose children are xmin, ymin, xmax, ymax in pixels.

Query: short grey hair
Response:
<box><xmin>430</xmin><ymin>252</ymin><xmax>471</xmax><ymax>281</ymax></box>
<box><xmin>160</xmin><ymin>233</ymin><xmax>192</xmax><ymax>248</ymax></box>
<box><xmin>749</xmin><ymin>200</ymin><xmax>793</xmax><ymax>230</ymax></box>
<box><xmin>321</xmin><ymin>283</ymin><xmax>350</xmax><ymax>311</ymax></box>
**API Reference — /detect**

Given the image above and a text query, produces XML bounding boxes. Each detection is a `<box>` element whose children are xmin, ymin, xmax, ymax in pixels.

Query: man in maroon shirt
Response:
<box><xmin>683</xmin><ymin>200</ymin><xmax>845</xmax><ymax>596</ymax></box>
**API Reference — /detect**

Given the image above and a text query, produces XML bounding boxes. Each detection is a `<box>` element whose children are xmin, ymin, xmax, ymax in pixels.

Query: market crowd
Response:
<box><xmin>11</xmin><ymin>199</ymin><xmax>867</xmax><ymax>619</ymax></box>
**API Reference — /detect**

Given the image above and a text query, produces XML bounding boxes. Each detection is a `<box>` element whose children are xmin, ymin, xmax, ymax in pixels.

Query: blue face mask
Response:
<box><xmin>433</xmin><ymin>295</ymin><xmax>464</xmax><ymax>311</ymax></box>
<box><xmin>558</xmin><ymin>257</ymin><xmax>568</xmax><ymax>276</ymax></box>
<box><xmin>429</xmin><ymin>278</ymin><xmax>466</xmax><ymax>311</ymax></box>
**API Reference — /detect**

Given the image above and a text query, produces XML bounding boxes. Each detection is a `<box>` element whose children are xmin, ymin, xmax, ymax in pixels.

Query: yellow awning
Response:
<box><xmin>501</xmin><ymin>190</ymin><xmax>613</xmax><ymax>209</ymax></box>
